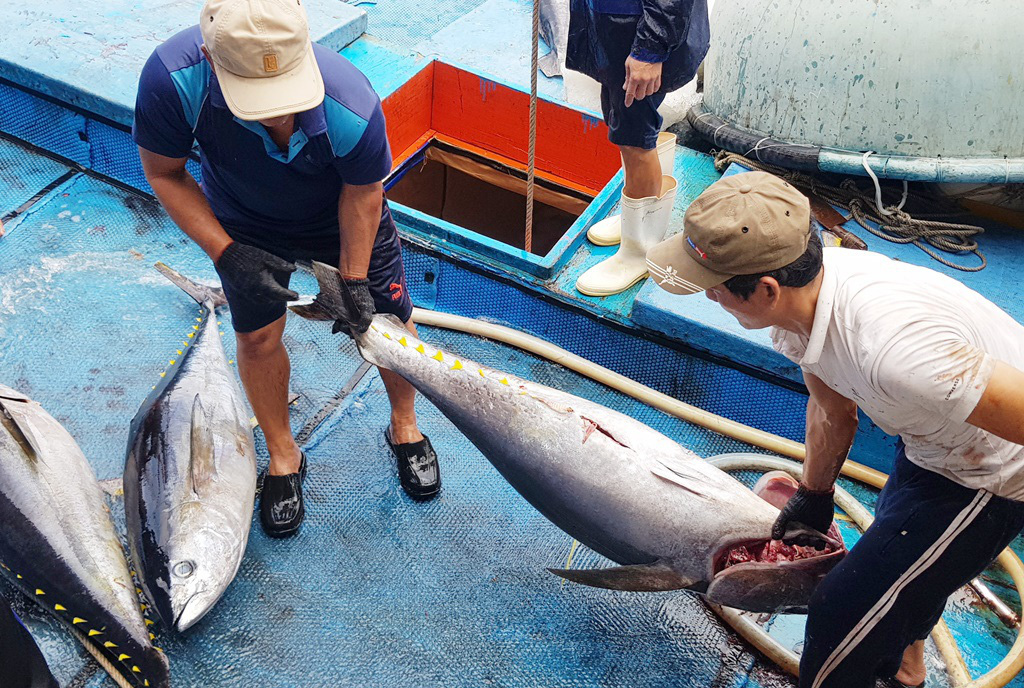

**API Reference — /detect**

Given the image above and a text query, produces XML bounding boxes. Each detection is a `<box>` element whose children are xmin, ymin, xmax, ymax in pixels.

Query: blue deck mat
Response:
<box><xmin>0</xmin><ymin>137</ymin><xmax>70</xmax><ymax>220</ymax></box>
<box><xmin>0</xmin><ymin>170</ymin><xmax>1021</xmax><ymax>688</ymax></box>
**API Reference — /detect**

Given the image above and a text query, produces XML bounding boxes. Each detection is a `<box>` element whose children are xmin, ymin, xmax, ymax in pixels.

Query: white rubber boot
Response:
<box><xmin>587</xmin><ymin>132</ymin><xmax>677</xmax><ymax>247</ymax></box>
<box><xmin>576</xmin><ymin>175</ymin><xmax>677</xmax><ymax>297</ymax></box>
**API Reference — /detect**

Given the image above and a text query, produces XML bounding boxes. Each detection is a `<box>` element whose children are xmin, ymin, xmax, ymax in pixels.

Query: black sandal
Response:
<box><xmin>386</xmin><ymin>429</ymin><xmax>440</xmax><ymax>500</ymax></box>
<box><xmin>259</xmin><ymin>451</ymin><xmax>308</xmax><ymax>538</ymax></box>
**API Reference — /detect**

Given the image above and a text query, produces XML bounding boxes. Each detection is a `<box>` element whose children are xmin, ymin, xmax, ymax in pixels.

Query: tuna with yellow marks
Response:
<box><xmin>292</xmin><ymin>262</ymin><xmax>845</xmax><ymax>614</ymax></box>
<box><xmin>124</xmin><ymin>264</ymin><xmax>257</xmax><ymax>632</ymax></box>
<box><xmin>0</xmin><ymin>382</ymin><xmax>169</xmax><ymax>687</ymax></box>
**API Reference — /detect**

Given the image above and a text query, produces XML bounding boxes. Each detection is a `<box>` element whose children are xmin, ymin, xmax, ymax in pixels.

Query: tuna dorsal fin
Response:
<box><xmin>547</xmin><ymin>562</ymin><xmax>695</xmax><ymax>592</ymax></box>
<box><xmin>189</xmin><ymin>395</ymin><xmax>217</xmax><ymax>494</ymax></box>
<box><xmin>155</xmin><ymin>262</ymin><xmax>227</xmax><ymax>308</ymax></box>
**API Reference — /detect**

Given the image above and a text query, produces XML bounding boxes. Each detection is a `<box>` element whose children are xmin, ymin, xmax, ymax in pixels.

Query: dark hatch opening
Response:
<box><xmin>387</xmin><ymin>140</ymin><xmax>594</xmax><ymax>256</ymax></box>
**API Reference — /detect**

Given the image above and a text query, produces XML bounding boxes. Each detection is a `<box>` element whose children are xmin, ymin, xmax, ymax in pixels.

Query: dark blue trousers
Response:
<box><xmin>800</xmin><ymin>444</ymin><xmax>1024</xmax><ymax>688</ymax></box>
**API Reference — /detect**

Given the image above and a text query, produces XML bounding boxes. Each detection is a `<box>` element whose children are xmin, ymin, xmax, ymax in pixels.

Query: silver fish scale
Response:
<box><xmin>357</xmin><ymin>316</ymin><xmax>780</xmax><ymax>587</ymax></box>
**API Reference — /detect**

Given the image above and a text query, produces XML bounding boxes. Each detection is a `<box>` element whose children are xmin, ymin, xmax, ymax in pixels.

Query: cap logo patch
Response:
<box><xmin>686</xmin><ymin>236</ymin><xmax>708</xmax><ymax>260</ymax></box>
<box><xmin>263</xmin><ymin>54</ymin><xmax>279</xmax><ymax>73</ymax></box>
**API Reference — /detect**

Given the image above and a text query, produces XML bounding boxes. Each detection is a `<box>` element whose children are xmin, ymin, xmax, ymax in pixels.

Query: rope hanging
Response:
<box><xmin>524</xmin><ymin>0</ymin><xmax>540</xmax><ymax>253</ymax></box>
<box><xmin>714</xmin><ymin>151</ymin><xmax>988</xmax><ymax>272</ymax></box>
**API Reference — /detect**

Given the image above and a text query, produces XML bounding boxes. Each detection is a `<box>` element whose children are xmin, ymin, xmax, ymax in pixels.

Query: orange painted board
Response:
<box><xmin>429</xmin><ymin>63</ymin><xmax>620</xmax><ymax>192</ymax></box>
<box><xmin>382</xmin><ymin>61</ymin><xmax>434</xmax><ymax>169</ymax></box>
<box><xmin>392</xmin><ymin>130</ymin><xmax>436</xmax><ymax>169</ymax></box>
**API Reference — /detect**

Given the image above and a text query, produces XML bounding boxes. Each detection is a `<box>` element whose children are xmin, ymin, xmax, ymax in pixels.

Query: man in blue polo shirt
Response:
<box><xmin>133</xmin><ymin>0</ymin><xmax>441</xmax><ymax>538</ymax></box>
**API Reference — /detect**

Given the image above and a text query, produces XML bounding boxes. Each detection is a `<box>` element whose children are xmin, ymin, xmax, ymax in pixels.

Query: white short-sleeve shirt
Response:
<box><xmin>772</xmin><ymin>247</ymin><xmax>1024</xmax><ymax>499</ymax></box>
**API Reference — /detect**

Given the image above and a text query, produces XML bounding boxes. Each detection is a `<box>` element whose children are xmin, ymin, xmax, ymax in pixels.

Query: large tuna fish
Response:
<box><xmin>0</xmin><ymin>383</ymin><xmax>169</xmax><ymax>687</ymax></box>
<box><xmin>124</xmin><ymin>264</ymin><xmax>257</xmax><ymax>632</ymax></box>
<box><xmin>294</xmin><ymin>262</ymin><xmax>844</xmax><ymax>613</ymax></box>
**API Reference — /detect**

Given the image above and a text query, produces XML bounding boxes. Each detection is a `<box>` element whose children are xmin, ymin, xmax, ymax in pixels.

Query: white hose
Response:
<box><xmin>706</xmin><ymin>453</ymin><xmax>970</xmax><ymax>686</ymax></box>
<box><xmin>410</xmin><ymin>308</ymin><xmax>1024</xmax><ymax>688</ymax></box>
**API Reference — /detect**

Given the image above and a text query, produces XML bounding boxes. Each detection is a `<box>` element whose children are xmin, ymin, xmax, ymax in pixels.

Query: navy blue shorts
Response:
<box><xmin>600</xmin><ymin>83</ymin><xmax>665</xmax><ymax>150</ymax></box>
<box><xmin>585</xmin><ymin>11</ymin><xmax>665</xmax><ymax>149</ymax></box>
<box><xmin>215</xmin><ymin>199</ymin><xmax>413</xmax><ymax>333</ymax></box>
<box><xmin>800</xmin><ymin>443</ymin><xmax>1024</xmax><ymax>688</ymax></box>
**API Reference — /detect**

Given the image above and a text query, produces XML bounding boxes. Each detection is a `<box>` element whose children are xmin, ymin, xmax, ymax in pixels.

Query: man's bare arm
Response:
<box><xmin>967</xmin><ymin>360</ymin><xmax>1024</xmax><ymax>445</ymax></box>
<box><xmin>138</xmin><ymin>147</ymin><xmax>232</xmax><ymax>261</ymax></box>
<box><xmin>802</xmin><ymin>372</ymin><xmax>860</xmax><ymax>491</ymax></box>
<box><xmin>337</xmin><ymin>181</ymin><xmax>383</xmax><ymax>280</ymax></box>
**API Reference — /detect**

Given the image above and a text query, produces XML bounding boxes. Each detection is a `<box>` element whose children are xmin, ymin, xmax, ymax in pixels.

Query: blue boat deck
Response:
<box><xmin>2</xmin><ymin>0</ymin><xmax>1024</xmax><ymax>685</ymax></box>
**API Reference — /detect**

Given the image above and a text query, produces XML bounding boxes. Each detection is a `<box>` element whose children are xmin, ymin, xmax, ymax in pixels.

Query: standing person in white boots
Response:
<box><xmin>566</xmin><ymin>0</ymin><xmax>709</xmax><ymax>297</ymax></box>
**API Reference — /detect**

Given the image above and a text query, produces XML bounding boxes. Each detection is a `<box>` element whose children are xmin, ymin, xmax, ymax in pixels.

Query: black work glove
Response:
<box><xmin>329</xmin><ymin>275</ymin><xmax>374</xmax><ymax>337</ymax></box>
<box><xmin>216</xmin><ymin>241</ymin><xmax>298</xmax><ymax>304</ymax></box>
<box><xmin>771</xmin><ymin>484</ymin><xmax>835</xmax><ymax>548</ymax></box>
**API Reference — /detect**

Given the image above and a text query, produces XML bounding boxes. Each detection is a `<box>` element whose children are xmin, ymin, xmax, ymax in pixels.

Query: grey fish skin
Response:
<box><xmin>125</xmin><ymin>264</ymin><xmax>257</xmax><ymax>632</ymax></box>
<box><xmin>0</xmin><ymin>383</ymin><xmax>169</xmax><ymax>688</ymax></box>
<box><xmin>292</xmin><ymin>261</ymin><xmax>842</xmax><ymax>613</ymax></box>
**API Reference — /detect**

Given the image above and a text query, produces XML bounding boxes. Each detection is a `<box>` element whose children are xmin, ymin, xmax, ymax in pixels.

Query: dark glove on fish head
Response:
<box><xmin>330</xmin><ymin>276</ymin><xmax>374</xmax><ymax>337</ymax></box>
<box><xmin>771</xmin><ymin>484</ymin><xmax>835</xmax><ymax>548</ymax></box>
<box><xmin>216</xmin><ymin>241</ymin><xmax>298</xmax><ymax>304</ymax></box>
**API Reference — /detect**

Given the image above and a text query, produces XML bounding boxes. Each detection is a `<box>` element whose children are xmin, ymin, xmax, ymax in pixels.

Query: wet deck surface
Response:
<box><xmin>2</xmin><ymin>0</ymin><xmax>1024</xmax><ymax>684</ymax></box>
<box><xmin>2</xmin><ymin>130</ymin><xmax>1022</xmax><ymax>688</ymax></box>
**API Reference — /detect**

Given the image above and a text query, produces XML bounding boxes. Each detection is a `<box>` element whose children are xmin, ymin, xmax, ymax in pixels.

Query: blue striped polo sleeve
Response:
<box><xmin>324</xmin><ymin>95</ymin><xmax>393</xmax><ymax>186</ymax></box>
<box><xmin>132</xmin><ymin>50</ymin><xmax>198</xmax><ymax>159</ymax></box>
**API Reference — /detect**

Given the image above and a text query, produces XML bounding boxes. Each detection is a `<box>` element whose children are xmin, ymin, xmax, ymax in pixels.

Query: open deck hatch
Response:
<box><xmin>387</xmin><ymin>140</ymin><xmax>591</xmax><ymax>256</ymax></box>
<box><xmin>380</xmin><ymin>61</ymin><xmax>622</xmax><ymax>276</ymax></box>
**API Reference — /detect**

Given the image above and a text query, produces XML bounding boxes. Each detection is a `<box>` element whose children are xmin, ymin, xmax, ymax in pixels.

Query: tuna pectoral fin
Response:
<box><xmin>189</xmin><ymin>395</ymin><xmax>217</xmax><ymax>494</ymax></box>
<box><xmin>0</xmin><ymin>396</ymin><xmax>47</xmax><ymax>461</ymax></box>
<box><xmin>155</xmin><ymin>262</ymin><xmax>227</xmax><ymax>308</ymax></box>
<box><xmin>547</xmin><ymin>563</ymin><xmax>696</xmax><ymax>592</ymax></box>
<box><xmin>0</xmin><ymin>383</ymin><xmax>30</xmax><ymax>402</ymax></box>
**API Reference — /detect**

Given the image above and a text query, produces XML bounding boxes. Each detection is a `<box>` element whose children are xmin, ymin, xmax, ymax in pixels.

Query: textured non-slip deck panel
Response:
<box><xmin>0</xmin><ymin>0</ymin><xmax>366</xmax><ymax>126</ymax></box>
<box><xmin>0</xmin><ymin>137</ymin><xmax>71</xmax><ymax>220</ymax></box>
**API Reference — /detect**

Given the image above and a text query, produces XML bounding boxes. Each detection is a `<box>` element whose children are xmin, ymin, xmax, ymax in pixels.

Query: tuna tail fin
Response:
<box><xmin>189</xmin><ymin>394</ymin><xmax>217</xmax><ymax>494</ymax></box>
<box><xmin>538</xmin><ymin>50</ymin><xmax>561</xmax><ymax>78</ymax></box>
<box><xmin>155</xmin><ymin>262</ymin><xmax>227</xmax><ymax>308</ymax></box>
<box><xmin>287</xmin><ymin>261</ymin><xmax>343</xmax><ymax>321</ymax></box>
<box><xmin>547</xmin><ymin>562</ymin><xmax>696</xmax><ymax>592</ymax></box>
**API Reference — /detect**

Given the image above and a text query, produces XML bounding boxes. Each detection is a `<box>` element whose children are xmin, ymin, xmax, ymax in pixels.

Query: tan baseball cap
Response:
<box><xmin>646</xmin><ymin>171</ymin><xmax>811</xmax><ymax>295</ymax></box>
<box><xmin>200</xmin><ymin>0</ymin><xmax>325</xmax><ymax>121</ymax></box>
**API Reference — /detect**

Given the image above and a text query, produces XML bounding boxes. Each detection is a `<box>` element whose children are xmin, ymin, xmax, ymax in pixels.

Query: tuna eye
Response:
<box><xmin>173</xmin><ymin>560</ymin><xmax>196</xmax><ymax>578</ymax></box>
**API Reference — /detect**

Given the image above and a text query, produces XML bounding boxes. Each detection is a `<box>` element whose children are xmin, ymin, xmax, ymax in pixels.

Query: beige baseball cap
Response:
<box><xmin>200</xmin><ymin>0</ymin><xmax>325</xmax><ymax>121</ymax></box>
<box><xmin>646</xmin><ymin>171</ymin><xmax>811</xmax><ymax>295</ymax></box>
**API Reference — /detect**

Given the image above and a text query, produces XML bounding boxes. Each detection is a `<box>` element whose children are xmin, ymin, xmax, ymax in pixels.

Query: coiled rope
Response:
<box><xmin>714</xmin><ymin>151</ymin><xmax>987</xmax><ymax>272</ymax></box>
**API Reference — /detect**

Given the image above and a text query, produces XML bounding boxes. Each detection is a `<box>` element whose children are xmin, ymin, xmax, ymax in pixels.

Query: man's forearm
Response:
<box><xmin>802</xmin><ymin>396</ymin><xmax>859</xmax><ymax>492</ymax></box>
<box><xmin>147</xmin><ymin>169</ymin><xmax>232</xmax><ymax>261</ymax></box>
<box><xmin>338</xmin><ymin>182</ymin><xmax>383</xmax><ymax>280</ymax></box>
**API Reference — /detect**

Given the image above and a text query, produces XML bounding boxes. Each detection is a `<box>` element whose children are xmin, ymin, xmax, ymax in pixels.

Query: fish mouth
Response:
<box><xmin>713</xmin><ymin>534</ymin><xmax>844</xmax><ymax>577</ymax></box>
<box><xmin>173</xmin><ymin>590</ymin><xmax>211</xmax><ymax>632</ymax></box>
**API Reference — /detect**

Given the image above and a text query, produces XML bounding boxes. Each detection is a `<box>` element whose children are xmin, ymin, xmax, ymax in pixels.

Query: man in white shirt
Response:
<box><xmin>646</xmin><ymin>171</ymin><xmax>1024</xmax><ymax>688</ymax></box>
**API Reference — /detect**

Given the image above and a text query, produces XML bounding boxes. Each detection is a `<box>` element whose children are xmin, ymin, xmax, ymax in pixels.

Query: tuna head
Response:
<box><xmin>704</xmin><ymin>472</ymin><xmax>846</xmax><ymax>613</ymax></box>
<box><xmin>149</xmin><ymin>519</ymin><xmax>240</xmax><ymax>632</ymax></box>
<box><xmin>550</xmin><ymin>470</ymin><xmax>845</xmax><ymax>613</ymax></box>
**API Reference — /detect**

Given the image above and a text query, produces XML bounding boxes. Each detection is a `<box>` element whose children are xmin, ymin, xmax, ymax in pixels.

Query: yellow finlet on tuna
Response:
<box><xmin>432</xmin><ymin>350</ymin><xmax>444</xmax><ymax>362</ymax></box>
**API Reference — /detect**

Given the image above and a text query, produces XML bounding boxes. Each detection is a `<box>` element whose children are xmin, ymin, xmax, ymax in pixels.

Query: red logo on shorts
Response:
<box><xmin>389</xmin><ymin>282</ymin><xmax>404</xmax><ymax>301</ymax></box>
